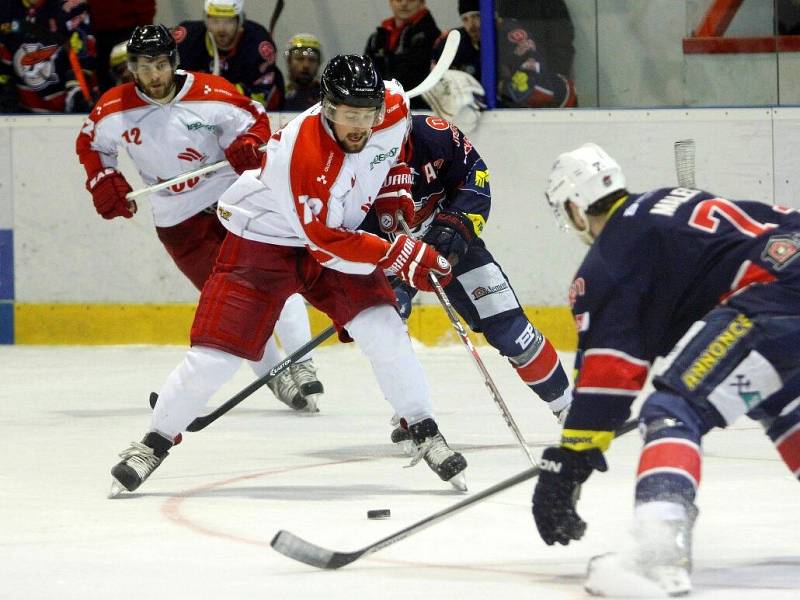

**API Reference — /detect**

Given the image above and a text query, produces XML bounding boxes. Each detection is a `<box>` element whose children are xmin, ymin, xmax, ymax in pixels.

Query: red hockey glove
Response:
<box><xmin>374</xmin><ymin>163</ymin><xmax>415</xmax><ymax>233</ymax></box>
<box><xmin>86</xmin><ymin>168</ymin><xmax>134</xmax><ymax>219</ymax></box>
<box><xmin>378</xmin><ymin>234</ymin><xmax>452</xmax><ymax>292</ymax></box>
<box><xmin>225</xmin><ymin>133</ymin><xmax>265</xmax><ymax>174</ymax></box>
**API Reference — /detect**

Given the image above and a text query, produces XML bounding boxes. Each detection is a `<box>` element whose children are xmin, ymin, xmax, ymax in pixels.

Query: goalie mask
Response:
<box><xmin>545</xmin><ymin>143</ymin><xmax>626</xmax><ymax>245</ymax></box>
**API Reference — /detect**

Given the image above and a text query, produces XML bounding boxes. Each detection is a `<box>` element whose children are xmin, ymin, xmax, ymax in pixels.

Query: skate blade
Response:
<box><xmin>585</xmin><ymin>553</ymin><xmax>669</xmax><ymax>598</ymax></box>
<box><xmin>108</xmin><ymin>479</ymin><xmax>126</xmax><ymax>499</ymax></box>
<box><xmin>447</xmin><ymin>471</ymin><xmax>468</xmax><ymax>492</ymax></box>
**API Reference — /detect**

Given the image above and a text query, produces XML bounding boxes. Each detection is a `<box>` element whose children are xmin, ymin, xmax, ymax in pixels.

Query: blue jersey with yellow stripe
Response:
<box><xmin>564</xmin><ymin>187</ymin><xmax>800</xmax><ymax>451</ymax></box>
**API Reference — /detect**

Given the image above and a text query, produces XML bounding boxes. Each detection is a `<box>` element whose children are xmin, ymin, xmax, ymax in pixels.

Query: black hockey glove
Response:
<box><xmin>393</xmin><ymin>280</ymin><xmax>418</xmax><ymax>319</ymax></box>
<box><xmin>532</xmin><ymin>446</ymin><xmax>607</xmax><ymax>546</ymax></box>
<box><xmin>422</xmin><ymin>210</ymin><xmax>477</xmax><ymax>264</ymax></box>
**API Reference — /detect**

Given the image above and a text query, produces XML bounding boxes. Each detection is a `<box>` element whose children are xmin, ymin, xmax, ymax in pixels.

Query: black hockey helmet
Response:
<box><xmin>127</xmin><ymin>24</ymin><xmax>179</xmax><ymax>67</ymax></box>
<box><xmin>321</xmin><ymin>54</ymin><xmax>384</xmax><ymax>109</ymax></box>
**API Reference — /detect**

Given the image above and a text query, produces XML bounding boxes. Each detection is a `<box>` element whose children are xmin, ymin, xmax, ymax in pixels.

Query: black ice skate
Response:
<box><xmin>109</xmin><ymin>432</ymin><xmax>173</xmax><ymax>498</ymax></box>
<box><xmin>389</xmin><ymin>414</ymin><xmax>415</xmax><ymax>455</ymax></box>
<box><xmin>289</xmin><ymin>359</ymin><xmax>323</xmax><ymax>413</ymax></box>
<box><xmin>407</xmin><ymin>418</ymin><xmax>467</xmax><ymax>491</ymax></box>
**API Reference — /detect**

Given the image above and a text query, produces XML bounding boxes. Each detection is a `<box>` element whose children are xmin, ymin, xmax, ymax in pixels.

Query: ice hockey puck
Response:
<box><xmin>367</xmin><ymin>509</ymin><xmax>391</xmax><ymax>520</ymax></box>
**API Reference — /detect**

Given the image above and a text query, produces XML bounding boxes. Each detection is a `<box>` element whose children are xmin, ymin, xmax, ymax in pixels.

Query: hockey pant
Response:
<box><xmin>634</xmin><ymin>307</ymin><xmax>800</xmax><ymax>523</ymax></box>
<box><xmin>156</xmin><ymin>213</ymin><xmax>314</xmax><ymax>376</ymax></box>
<box><xmin>443</xmin><ymin>238</ymin><xmax>569</xmax><ymax>410</ymax></box>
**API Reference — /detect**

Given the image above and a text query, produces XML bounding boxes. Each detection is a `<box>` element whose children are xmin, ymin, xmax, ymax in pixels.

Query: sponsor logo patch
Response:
<box><xmin>681</xmin><ymin>314</ymin><xmax>753</xmax><ymax>391</ymax></box>
<box><xmin>471</xmin><ymin>281</ymin><xmax>509</xmax><ymax>300</ymax></box>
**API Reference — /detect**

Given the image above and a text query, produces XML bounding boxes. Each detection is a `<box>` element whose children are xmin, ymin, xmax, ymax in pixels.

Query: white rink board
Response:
<box><xmin>2</xmin><ymin>108</ymin><xmax>798</xmax><ymax>305</ymax></box>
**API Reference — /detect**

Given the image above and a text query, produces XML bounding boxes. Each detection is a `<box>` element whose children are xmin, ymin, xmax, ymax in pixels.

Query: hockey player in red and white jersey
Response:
<box><xmin>76</xmin><ymin>24</ymin><xmax>324</xmax><ymax>413</ymax></box>
<box><xmin>108</xmin><ymin>54</ymin><xmax>469</xmax><ymax>497</ymax></box>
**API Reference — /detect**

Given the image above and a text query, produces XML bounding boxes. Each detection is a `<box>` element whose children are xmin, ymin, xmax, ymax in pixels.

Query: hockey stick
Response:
<box><xmin>150</xmin><ymin>324</ymin><xmax>337</xmax><ymax>431</ymax></box>
<box><xmin>269</xmin><ymin>0</ymin><xmax>285</xmax><ymax>34</ymax></box>
<box><xmin>674</xmin><ymin>139</ymin><xmax>696</xmax><ymax>188</ymax></box>
<box><xmin>126</xmin><ymin>30</ymin><xmax>462</xmax><ymax>201</ymax></box>
<box><xmin>271</xmin><ymin>418</ymin><xmax>639</xmax><ymax>569</ymax></box>
<box><xmin>398</xmin><ymin>219</ymin><xmax>537</xmax><ymax>466</ymax></box>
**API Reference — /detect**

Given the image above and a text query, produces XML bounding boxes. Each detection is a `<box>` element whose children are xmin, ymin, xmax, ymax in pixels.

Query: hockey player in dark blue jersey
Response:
<box><xmin>531</xmin><ymin>143</ymin><xmax>800</xmax><ymax>596</ymax></box>
<box><xmin>362</xmin><ymin>114</ymin><xmax>572</xmax><ymax>443</ymax></box>
<box><xmin>172</xmin><ymin>0</ymin><xmax>284</xmax><ymax>110</ymax></box>
<box><xmin>0</xmin><ymin>0</ymin><xmax>97</xmax><ymax>113</ymax></box>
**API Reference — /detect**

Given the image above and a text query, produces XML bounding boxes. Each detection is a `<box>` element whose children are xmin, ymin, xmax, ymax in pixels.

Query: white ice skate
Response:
<box><xmin>267</xmin><ymin>369</ymin><xmax>307</xmax><ymax>411</ymax></box>
<box><xmin>584</xmin><ymin>553</ymin><xmax>690</xmax><ymax>597</ymax></box>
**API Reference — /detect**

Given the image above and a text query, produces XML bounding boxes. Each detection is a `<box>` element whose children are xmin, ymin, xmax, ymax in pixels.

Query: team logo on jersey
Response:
<box><xmin>177</xmin><ymin>147</ymin><xmax>205</xmax><ymax>162</ymax></box>
<box><xmin>316</xmin><ymin>175</ymin><xmax>327</xmax><ymax>185</ymax></box>
<box><xmin>258</xmin><ymin>41</ymin><xmax>275</xmax><ymax>65</ymax></box>
<box><xmin>568</xmin><ymin>277</ymin><xmax>585</xmax><ymax>307</ymax></box>
<box><xmin>474</xmin><ymin>169</ymin><xmax>489</xmax><ymax>188</ymax></box>
<box><xmin>217</xmin><ymin>206</ymin><xmax>232</xmax><ymax>221</ymax></box>
<box><xmin>425</xmin><ymin>116</ymin><xmax>449</xmax><ymax>131</ymax></box>
<box><xmin>762</xmin><ymin>233</ymin><xmax>800</xmax><ymax>271</ymax></box>
<box><xmin>172</xmin><ymin>26</ymin><xmax>187</xmax><ymax>44</ymax></box>
<box><xmin>13</xmin><ymin>43</ymin><xmax>60</xmax><ymax>90</ymax></box>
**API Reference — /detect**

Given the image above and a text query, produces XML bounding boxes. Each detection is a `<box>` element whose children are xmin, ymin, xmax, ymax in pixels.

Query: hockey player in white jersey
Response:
<box><xmin>76</xmin><ymin>24</ymin><xmax>323</xmax><ymax>412</ymax></box>
<box><xmin>107</xmin><ymin>54</ymin><xmax>469</xmax><ymax>497</ymax></box>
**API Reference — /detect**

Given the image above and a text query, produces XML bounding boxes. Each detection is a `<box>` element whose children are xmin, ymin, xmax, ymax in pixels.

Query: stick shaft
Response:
<box><xmin>399</xmin><ymin>220</ymin><xmax>536</xmax><ymax>465</ymax></box>
<box><xmin>186</xmin><ymin>325</ymin><xmax>336</xmax><ymax>431</ymax></box>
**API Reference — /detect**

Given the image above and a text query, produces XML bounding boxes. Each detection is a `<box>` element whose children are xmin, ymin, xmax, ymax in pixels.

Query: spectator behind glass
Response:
<box><xmin>777</xmin><ymin>0</ymin><xmax>800</xmax><ymax>34</ymax></box>
<box><xmin>284</xmin><ymin>33</ymin><xmax>322</xmax><ymax>111</ymax></box>
<box><xmin>433</xmin><ymin>0</ymin><xmax>576</xmax><ymax>109</ymax></box>
<box><xmin>108</xmin><ymin>40</ymin><xmax>134</xmax><ymax>85</ymax></box>
<box><xmin>173</xmin><ymin>0</ymin><xmax>285</xmax><ymax>110</ymax></box>
<box><xmin>365</xmin><ymin>0</ymin><xmax>440</xmax><ymax>108</ymax></box>
<box><xmin>87</xmin><ymin>0</ymin><xmax>154</xmax><ymax>93</ymax></box>
<box><xmin>0</xmin><ymin>0</ymin><xmax>98</xmax><ymax>113</ymax></box>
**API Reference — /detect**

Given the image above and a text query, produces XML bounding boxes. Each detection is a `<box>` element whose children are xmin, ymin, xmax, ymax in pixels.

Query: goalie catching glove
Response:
<box><xmin>422</xmin><ymin>210</ymin><xmax>478</xmax><ymax>263</ymax></box>
<box><xmin>374</xmin><ymin>162</ymin><xmax>415</xmax><ymax>233</ymax></box>
<box><xmin>379</xmin><ymin>234</ymin><xmax>452</xmax><ymax>292</ymax></box>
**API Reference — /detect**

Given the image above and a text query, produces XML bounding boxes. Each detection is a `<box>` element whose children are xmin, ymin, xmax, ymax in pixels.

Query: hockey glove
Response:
<box><xmin>532</xmin><ymin>446</ymin><xmax>607</xmax><ymax>546</ymax></box>
<box><xmin>422</xmin><ymin>210</ymin><xmax>478</xmax><ymax>264</ymax></box>
<box><xmin>225</xmin><ymin>133</ymin><xmax>265</xmax><ymax>174</ymax></box>
<box><xmin>87</xmin><ymin>168</ymin><xmax>135</xmax><ymax>219</ymax></box>
<box><xmin>374</xmin><ymin>163</ymin><xmax>415</xmax><ymax>233</ymax></box>
<box><xmin>393</xmin><ymin>279</ymin><xmax>418</xmax><ymax>319</ymax></box>
<box><xmin>378</xmin><ymin>234</ymin><xmax>452</xmax><ymax>292</ymax></box>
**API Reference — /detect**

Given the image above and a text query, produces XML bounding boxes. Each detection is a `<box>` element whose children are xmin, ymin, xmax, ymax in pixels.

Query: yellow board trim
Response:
<box><xmin>14</xmin><ymin>303</ymin><xmax>577</xmax><ymax>350</ymax></box>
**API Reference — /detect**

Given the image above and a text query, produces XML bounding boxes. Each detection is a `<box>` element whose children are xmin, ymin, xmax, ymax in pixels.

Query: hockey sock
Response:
<box><xmin>635</xmin><ymin>391</ymin><xmax>705</xmax><ymax>508</ymax></box>
<box><xmin>765</xmin><ymin>403</ymin><xmax>800</xmax><ymax>479</ymax></box>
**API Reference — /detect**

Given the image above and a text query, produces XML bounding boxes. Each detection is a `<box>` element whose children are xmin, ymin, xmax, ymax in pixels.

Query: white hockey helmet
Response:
<box><xmin>205</xmin><ymin>0</ymin><xmax>244</xmax><ymax>20</ymax></box>
<box><xmin>545</xmin><ymin>142</ymin><xmax>626</xmax><ymax>244</ymax></box>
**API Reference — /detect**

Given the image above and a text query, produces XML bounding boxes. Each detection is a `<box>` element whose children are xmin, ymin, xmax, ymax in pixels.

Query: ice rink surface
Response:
<box><xmin>2</xmin><ymin>343</ymin><xmax>798</xmax><ymax>599</ymax></box>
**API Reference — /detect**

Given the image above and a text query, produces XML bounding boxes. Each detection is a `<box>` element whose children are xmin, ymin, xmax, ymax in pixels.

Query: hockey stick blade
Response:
<box><xmin>271</xmin><ymin>419</ymin><xmax>638</xmax><ymax>570</ymax></box>
<box><xmin>406</xmin><ymin>29</ymin><xmax>460</xmax><ymax>99</ymax></box>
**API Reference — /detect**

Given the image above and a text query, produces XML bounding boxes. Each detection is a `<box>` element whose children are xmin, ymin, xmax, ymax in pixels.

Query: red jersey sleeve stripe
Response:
<box><xmin>577</xmin><ymin>349</ymin><xmax>650</xmax><ymax>393</ymax></box>
<box><xmin>775</xmin><ymin>423</ymin><xmax>800</xmax><ymax>477</ymax></box>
